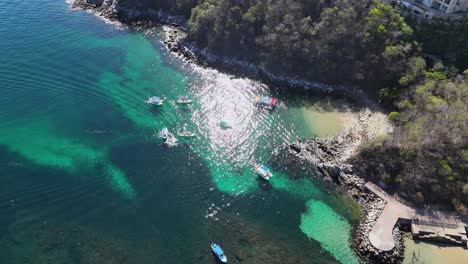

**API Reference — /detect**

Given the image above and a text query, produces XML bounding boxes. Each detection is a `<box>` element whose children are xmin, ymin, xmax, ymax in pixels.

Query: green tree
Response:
<box><xmin>356</xmin><ymin>70</ymin><xmax>468</xmax><ymax>209</ymax></box>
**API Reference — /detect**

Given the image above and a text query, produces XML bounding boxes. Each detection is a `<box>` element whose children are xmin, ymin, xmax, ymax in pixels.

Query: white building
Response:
<box><xmin>400</xmin><ymin>0</ymin><xmax>468</xmax><ymax>19</ymax></box>
<box><xmin>420</xmin><ymin>0</ymin><xmax>468</xmax><ymax>13</ymax></box>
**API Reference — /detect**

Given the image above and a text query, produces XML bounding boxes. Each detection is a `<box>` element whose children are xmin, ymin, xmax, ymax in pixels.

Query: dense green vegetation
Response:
<box><xmin>355</xmin><ymin>68</ymin><xmax>467</xmax><ymax>210</ymax></box>
<box><xmin>118</xmin><ymin>0</ymin><xmax>197</xmax><ymax>17</ymax></box>
<box><xmin>406</xmin><ymin>16</ymin><xmax>468</xmax><ymax>70</ymax></box>
<box><xmin>186</xmin><ymin>0</ymin><xmax>420</xmax><ymax>87</ymax></box>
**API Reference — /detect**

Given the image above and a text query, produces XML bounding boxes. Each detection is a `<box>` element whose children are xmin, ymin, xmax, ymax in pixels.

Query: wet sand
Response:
<box><xmin>301</xmin><ymin>103</ymin><xmax>391</xmax><ymax>146</ymax></box>
<box><xmin>301</xmin><ymin>107</ymin><xmax>343</xmax><ymax>138</ymax></box>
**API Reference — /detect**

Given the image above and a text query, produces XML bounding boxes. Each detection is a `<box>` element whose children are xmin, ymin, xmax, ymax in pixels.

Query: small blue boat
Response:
<box><xmin>211</xmin><ymin>243</ymin><xmax>227</xmax><ymax>263</ymax></box>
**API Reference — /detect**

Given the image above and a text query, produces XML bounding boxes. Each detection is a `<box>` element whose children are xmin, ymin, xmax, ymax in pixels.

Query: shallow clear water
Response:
<box><xmin>403</xmin><ymin>237</ymin><xmax>468</xmax><ymax>264</ymax></box>
<box><xmin>0</xmin><ymin>0</ymin><xmax>362</xmax><ymax>263</ymax></box>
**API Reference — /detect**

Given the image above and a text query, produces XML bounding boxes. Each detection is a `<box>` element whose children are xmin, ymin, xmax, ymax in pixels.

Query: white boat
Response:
<box><xmin>159</xmin><ymin>127</ymin><xmax>169</xmax><ymax>141</ymax></box>
<box><xmin>211</xmin><ymin>243</ymin><xmax>227</xmax><ymax>263</ymax></box>
<box><xmin>176</xmin><ymin>96</ymin><xmax>192</xmax><ymax>104</ymax></box>
<box><xmin>177</xmin><ymin>130</ymin><xmax>196</xmax><ymax>138</ymax></box>
<box><xmin>255</xmin><ymin>165</ymin><xmax>273</xmax><ymax>180</ymax></box>
<box><xmin>146</xmin><ymin>96</ymin><xmax>164</xmax><ymax>105</ymax></box>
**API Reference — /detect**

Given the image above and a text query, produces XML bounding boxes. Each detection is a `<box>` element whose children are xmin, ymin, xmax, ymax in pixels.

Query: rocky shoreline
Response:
<box><xmin>71</xmin><ymin>0</ymin><xmax>373</xmax><ymax>103</ymax></box>
<box><xmin>162</xmin><ymin>27</ymin><xmax>376</xmax><ymax>103</ymax></box>
<box><xmin>271</xmin><ymin>108</ymin><xmax>403</xmax><ymax>263</ymax></box>
<box><xmin>70</xmin><ymin>0</ymin><xmax>403</xmax><ymax>262</ymax></box>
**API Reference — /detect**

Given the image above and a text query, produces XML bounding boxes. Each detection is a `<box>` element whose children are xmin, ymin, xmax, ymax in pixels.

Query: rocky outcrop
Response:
<box><xmin>162</xmin><ymin>26</ymin><xmax>195</xmax><ymax>61</ymax></box>
<box><xmin>73</xmin><ymin>0</ymin><xmax>119</xmax><ymax>20</ymax></box>
<box><xmin>271</xmin><ymin>108</ymin><xmax>402</xmax><ymax>263</ymax></box>
<box><xmin>273</xmin><ymin>135</ymin><xmax>404</xmax><ymax>263</ymax></box>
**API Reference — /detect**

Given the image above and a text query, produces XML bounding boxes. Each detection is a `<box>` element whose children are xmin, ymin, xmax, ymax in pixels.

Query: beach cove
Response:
<box><xmin>0</xmin><ymin>0</ymin><xmax>465</xmax><ymax>263</ymax></box>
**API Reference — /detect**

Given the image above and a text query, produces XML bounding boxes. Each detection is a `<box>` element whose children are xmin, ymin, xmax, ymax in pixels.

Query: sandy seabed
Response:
<box><xmin>403</xmin><ymin>237</ymin><xmax>468</xmax><ymax>264</ymax></box>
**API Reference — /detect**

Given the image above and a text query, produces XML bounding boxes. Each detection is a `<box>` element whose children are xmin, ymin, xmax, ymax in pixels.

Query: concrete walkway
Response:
<box><xmin>365</xmin><ymin>182</ymin><xmax>467</xmax><ymax>251</ymax></box>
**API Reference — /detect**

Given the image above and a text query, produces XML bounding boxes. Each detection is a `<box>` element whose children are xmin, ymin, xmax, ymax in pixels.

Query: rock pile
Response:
<box><xmin>162</xmin><ymin>26</ymin><xmax>196</xmax><ymax>62</ymax></box>
<box><xmin>73</xmin><ymin>0</ymin><xmax>120</xmax><ymax>20</ymax></box>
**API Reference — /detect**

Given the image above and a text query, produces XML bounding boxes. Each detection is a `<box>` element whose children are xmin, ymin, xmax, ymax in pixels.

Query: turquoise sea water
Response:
<box><xmin>0</xmin><ymin>0</ymin><xmax>362</xmax><ymax>263</ymax></box>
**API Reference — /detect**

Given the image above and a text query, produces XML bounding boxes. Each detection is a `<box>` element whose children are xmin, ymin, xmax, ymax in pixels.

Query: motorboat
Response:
<box><xmin>159</xmin><ymin>127</ymin><xmax>168</xmax><ymax>141</ymax></box>
<box><xmin>254</xmin><ymin>96</ymin><xmax>277</xmax><ymax>110</ymax></box>
<box><xmin>255</xmin><ymin>165</ymin><xmax>273</xmax><ymax>180</ymax></box>
<box><xmin>211</xmin><ymin>243</ymin><xmax>227</xmax><ymax>263</ymax></box>
<box><xmin>177</xmin><ymin>130</ymin><xmax>196</xmax><ymax>138</ymax></box>
<box><xmin>146</xmin><ymin>96</ymin><xmax>164</xmax><ymax>106</ymax></box>
<box><xmin>176</xmin><ymin>96</ymin><xmax>192</xmax><ymax>104</ymax></box>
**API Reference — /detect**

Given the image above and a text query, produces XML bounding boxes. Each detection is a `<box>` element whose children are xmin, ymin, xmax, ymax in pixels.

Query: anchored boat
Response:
<box><xmin>176</xmin><ymin>96</ymin><xmax>192</xmax><ymax>104</ymax></box>
<box><xmin>159</xmin><ymin>127</ymin><xmax>169</xmax><ymax>141</ymax></box>
<box><xmin>255</xmin><ymin>96</ymin><xmax>277</xmax><ymax>110</ymax></box>
<box><xmin>255</xmin><ymin>165</ymin><xmax>273</xmax><ymax>180</ymax></box>
<box><xmin>177</xmin><ymin>130</ymin><xmax>196</xmax><ymax>138</ymax></box>
<box><xmin>211</xmin><ymin>243</ymin><xmax>227</xmax><ymax>263</ymax></box>
<box><xmin>146</xmin><ymin>96</ymin><xmax>164</xmax><ymax>106</ymax></box>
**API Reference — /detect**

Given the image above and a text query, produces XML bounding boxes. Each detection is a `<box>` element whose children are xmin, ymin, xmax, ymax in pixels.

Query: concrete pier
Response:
<box><xmin>365</xmin><ymin>182</ymin><xmax>468</xmax><ymax>251</ymax></box>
